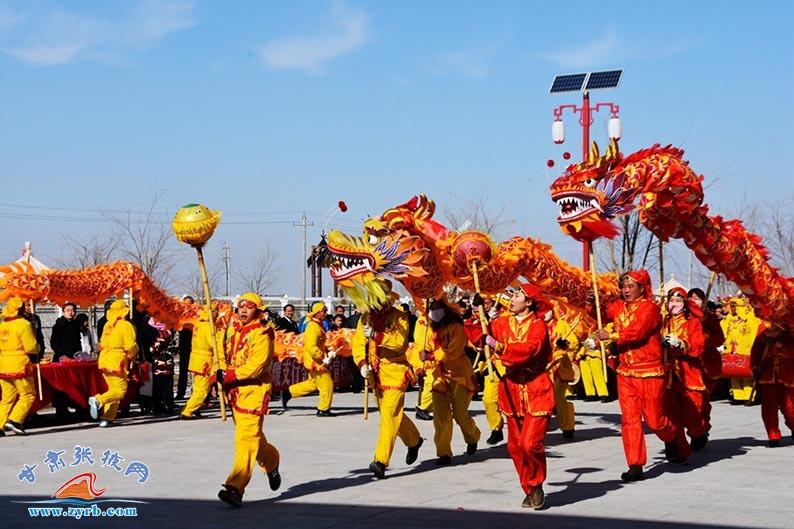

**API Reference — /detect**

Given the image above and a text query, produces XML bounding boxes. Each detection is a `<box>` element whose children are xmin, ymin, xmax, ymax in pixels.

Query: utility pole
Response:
<box><xmin>293</xmin><ymin>213</ymin><xmax>314</xmax><ymax>312</ymax></box>
<box><xmin>222</xmin><ymin>242</ymin><xmax>232</xmax><ymax>297</ymax></box>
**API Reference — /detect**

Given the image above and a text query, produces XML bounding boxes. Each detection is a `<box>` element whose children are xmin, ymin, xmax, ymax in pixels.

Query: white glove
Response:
<box><xmin>322</xmin><ymin>350</ymin><xmax>337</xmax><ymax>366</ymax></box>
<box><xmin>360</xmin><ymin>364</ymin><xmax>372</xmax><ymax>378</ymax></box>
<box><xmin>668</xmin><ymin>336</ymin><xmax>683</xmax><ymax>348</ymax></box>
<box><xmin>363</xmin><ymin>325</ymin><xmax>375</xmax><ymax>339</ymax></box>
<box><xmin>584</xmin><ymin>338</ymin><xmax>598</xmax><ymax>351</ymax></box>
<box><xmin>716</xmin><ymin>345</ymin><xmax>725</xmax><ymax>353</ymax></box>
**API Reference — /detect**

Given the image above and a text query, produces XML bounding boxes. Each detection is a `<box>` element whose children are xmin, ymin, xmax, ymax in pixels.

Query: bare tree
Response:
<box><xmin>598</xmin><ymin>211</ymin><xmax>658</xmax><ymax>275</ymax></box>
<box><xmin>102</xmin><ymin>192</ymin><xmax>179</xmax><ymax>289</ymax></box>
<box><xmin>52</xmin><ymin>232</ymin><xmax>121</xmax><ymax>269</ymax></box>
<box><xmin>179</xmin><ymin>252</ymin><xmax>224</xmax><ymax>300</ymax></box>
<box><xmin>237</xmin><ymin>243</ymin><xmax>279</xmax><ymax>296</ymax></box>
<box><xmin>442</xmin><ymin>187</ymin><xmax>515</xmax><ymax>239</ymax></box>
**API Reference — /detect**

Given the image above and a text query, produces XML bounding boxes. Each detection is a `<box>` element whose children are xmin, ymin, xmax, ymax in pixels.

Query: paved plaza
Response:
<box><xmin>0</xmin><ymin>392</ymin><xmax>791</xmax><ymax>529</ymax></box>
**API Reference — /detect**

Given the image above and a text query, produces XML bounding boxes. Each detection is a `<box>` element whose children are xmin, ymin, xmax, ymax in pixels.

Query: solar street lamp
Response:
<box><xmin>548</xmin><ymin>69</ymin><xmax>623</xmax><ymax>270</ymax></box>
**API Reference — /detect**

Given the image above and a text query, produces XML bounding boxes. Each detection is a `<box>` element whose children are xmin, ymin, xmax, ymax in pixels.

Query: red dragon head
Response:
<box><xmin>549</xmin><ymin>139</ymin><xmax>636</xmax><ymax>241</ymax></box>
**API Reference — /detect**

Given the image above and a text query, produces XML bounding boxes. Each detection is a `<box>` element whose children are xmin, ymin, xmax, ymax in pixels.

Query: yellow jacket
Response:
<box><xmin>549</xmin><ymin>317</ymin><xmax>580</xmax><ymax>382</ymax></box>
<box><xmin>98</xmin><ymin>319</ymin><xmax>137</xmax><ymax>377</ymax></box>
<box><xmin>189</xmin><ymin>320</ymin><xmax>227</xmax><ymax>375</ymax></box>
<box><xmin>411</xmin><ymin>319</ymin><xmax>476</xmax><ymax>393</ymax></box>
<box><xmin>721</xmin><ymin>304</ymin><xmax>760</xmax><ymax>356</ymax></box>
<box><xmin>226</xmin><ymin>321</ymin><xmax>275</xmax><ymax>415</ymax></box>
<box><xmin>0</xmin><ymin>316</ymin><xmax>40</xmax><ymax>379</ymax></box>
<box><xmin>352</xmin><ymin>307</ymin><xmax>412</xmax><ymax>390</ymax></box>
<box><xmin>302</xmin><ymin>319</ymin><xmax>328</xmax><ymax>371</ymax></box>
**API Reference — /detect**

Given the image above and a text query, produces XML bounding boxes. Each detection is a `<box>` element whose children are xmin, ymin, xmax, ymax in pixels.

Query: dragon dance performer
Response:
<box><xmin>88</xmin><ymin>299</ymin><xmax>137</xmax><ymax>428</ymax></box>
<box><xmin>466</xmin><ymin>296</ymin><xmax>505</xmax><ymax>445</ymax></box>
<box><xmin>0</xmin><ymin>297</ymin><xmax>41</xmax><ymax>436</ymax></box>
<box><xmin>687</xmin><ymin>288</ymin><xmax>724</xmax><ymax>427</ymax></box>
<box><xmin>282</xmin><ymin>301</ymin><xmax>336</xmax><ymax>416</ymax></box>
<box><xmin>485</xmin><ymin>283</ymin><xmax>555</xmax><ymax>510</ymax></box>
<box><xmin>578</xmin><ymin>330</ymin><xmax>611</xmax><ymax>402</ymax></box>
<box><xmin>662</xmin><ymin>288</ymin><xmax>710</xmax><ymax>451</ymax></box>
<box><xmin>216</xmin><ymin>293</ymin><xmax>281</xmax><ymax>508</ymax></box>
<box><xmin>593</xmin><ymin>270</ymin><xmax>688</xmax><ymax>483</ymax></box>
<box><xmin>353</xmin><ymin>296</ymin><xmax>423</xmax><ymax>479</ymax></box>
<box><xmin>411</xmin><ymin>299</ymin><xmax>480</xmax><ymax>465</ymax></box>
<box><xmin>750</xmin><ymin>323</ymin><xmax>794</xmax><ymax>447</ymax></box>
<box><xmin>544</xmin><ymin>306</ymin><xmax>579</xmax><ymax>440</ymax></box>
<box><xmin>721</xmin><ymin>297</ymin><xmax>761</xmax><ymax>402</ymax></box>
<box><xmin>180</xmin><ymin>304</ymin><xmax>227</xmax><ymax>419</ymax></box>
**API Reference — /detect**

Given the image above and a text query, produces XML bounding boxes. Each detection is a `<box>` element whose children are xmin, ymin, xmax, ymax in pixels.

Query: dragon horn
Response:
<box><xmin>605</xmin><ymin>138</ymin><xmax>619</xmax><ymax>162</ymax></box>
<box><xmin>588</xmin><ymin>141</ymin><xmax>600</xmax><ymax>166</ymax></box>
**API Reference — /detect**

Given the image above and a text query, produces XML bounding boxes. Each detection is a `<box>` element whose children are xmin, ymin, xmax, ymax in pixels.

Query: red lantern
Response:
<box><xmin>563</xmin><ymin>152</ymin><xmax>571</xmax><ymax>160</ymax></box>
<box><xmin>338</xmin><ymin>201</ymin><xmax>348</xmax><ymax>213</ymax></box>
<box><xmin>547</xmin><ymin>159</ymin><xmax>555</xmax><ymax>168</ymax></box>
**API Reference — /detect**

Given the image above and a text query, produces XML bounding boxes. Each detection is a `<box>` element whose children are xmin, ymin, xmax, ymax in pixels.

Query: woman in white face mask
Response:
<box><xmin>662</xmin><ymin>287</ymin><xmax>710</xmax><ymax>452</ymax></box>
<box><xmin>412</xmin><ymin>298</ymin><xmax>481</xmax><ymax>465</ymax></box>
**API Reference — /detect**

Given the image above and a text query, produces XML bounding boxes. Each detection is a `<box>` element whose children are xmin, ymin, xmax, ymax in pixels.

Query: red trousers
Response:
<box><xmin>665</xmin><ymin>386</ymin><xmax>709</xmax><ymax>439</ymax></box>
<box><xmin>506</xmin><ymin>415</ymin><xmax>550</xmax><ymax>493</ymax></box>
<box><xmin>617</xmin><ymin>375</ymin><xmax>686</xmax><ymax>466</ymax></box>
<box><xmin>760</xmin><ymin>383</ymin><xmax>794</xmax><ymax>441</ymax></box>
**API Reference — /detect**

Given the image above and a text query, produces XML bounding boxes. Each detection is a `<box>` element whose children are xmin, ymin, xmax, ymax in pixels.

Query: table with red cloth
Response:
<box><xmin>25</xmin><ymin>360</ymin><xmax>145</xmax><ymax>414</ymax></box>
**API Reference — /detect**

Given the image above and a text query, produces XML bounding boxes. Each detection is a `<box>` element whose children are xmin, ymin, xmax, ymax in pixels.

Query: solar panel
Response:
<box><xmin>549</xmin><ymin>73</ymin><xmax>587</xmax><ymax>94</ymax></box>
<box><xmin>585</xmin><ymin>69</ymin><xmax>623</xmax><ymax>90</ymax></box>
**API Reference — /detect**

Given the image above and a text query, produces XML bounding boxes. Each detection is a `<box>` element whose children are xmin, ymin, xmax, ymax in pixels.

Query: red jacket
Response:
<box><xmin>664</xmin><ymin>313</ymin><xmax>706</xmax><ymax>391</ymax></box>
<box><xmin>751</xmin><ymin>329</ymin><xmax>794</xmax><ymax>387</ymax></box>
<box><xmin>699</xmin><ymin>312</ymin><xmax>725</xmax><ymax>379</ymax></box>
<box><xmin>606</xmin><ymin>298</ymin><xmax>664</xmax><ymax>378</ymax></box>
<box><xmin>489</xmin><ymin>313</ymin><xmax>554</xmax><ymax>417</ymax></box>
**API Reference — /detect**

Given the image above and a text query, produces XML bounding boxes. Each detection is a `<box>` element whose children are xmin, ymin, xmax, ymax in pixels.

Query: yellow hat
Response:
<box><xmin>3</xmin><ymin>296</ymin><xmax>24</xmax><ymax>317</ymax></box>
<box><xmin>107</xmin><ymin>299</ymin><xmax>129</xmax><ymax>323</ymax></box>
<box><xmin>238</xmin><ymin>292</ymin><xmax>266</xmax><ymax>311</ymax></box>
<box><xmin>308</xmin><ymin>301</ymin><xmax>326</xmax><ymax>316</ymax></box>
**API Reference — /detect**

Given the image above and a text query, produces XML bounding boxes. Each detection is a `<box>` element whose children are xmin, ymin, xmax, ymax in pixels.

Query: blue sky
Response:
<box><xmin>1</xmin><ymin>0</ymin><xmax>792</xmax><ymax>298</ymax></box>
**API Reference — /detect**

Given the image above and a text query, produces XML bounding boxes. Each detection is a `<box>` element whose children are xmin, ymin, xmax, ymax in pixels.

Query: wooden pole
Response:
<box><xmin>704</xmin><ymin>271</ymin><xmax>717</xmax><ymax>301</ymax></box>
<box><xmin>588</xmin><ymin>248</ymin><xmax>609</xmax><ymax>382</ymax></box>
<box><xmin>470</xmin><ymin>261</ymin><xmax>496</xmax><ymax>382</ymax></box>
<box><xmin>196</xmin><ymin>247</ymin><xmax>227</xmax><ymax>421</ymax></box>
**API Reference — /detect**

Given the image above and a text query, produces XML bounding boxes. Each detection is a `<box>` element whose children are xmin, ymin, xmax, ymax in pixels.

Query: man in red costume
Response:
<box><xmin>593</xmin><ymin>270</ymin><xmax>687</xmax><ymax>483</ymax></box>
<box><xmin>663</xmin><ymin>287</ymin><xmax>709</xmax><ymax>451</ymax></box>
<box><xmin>485</xmin><ymin>283</ymin><xmax>554</xmax><ymax>510</ymax></box>
<box><xmin>750</xmin><ymin>323</ymin><xmax>794</xmax><ymax>447</ymax></box>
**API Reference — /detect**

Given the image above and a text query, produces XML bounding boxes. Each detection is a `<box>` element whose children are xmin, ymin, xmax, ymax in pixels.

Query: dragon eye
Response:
<box><xmin>583</xmin><ymin>178</ymin><xmax>597</xmax><ymax>188</ymax></box>
<box><xmin>367</xmin><ymin>234</ymin><xmax>379</xmax><ymax>246</ymax></box>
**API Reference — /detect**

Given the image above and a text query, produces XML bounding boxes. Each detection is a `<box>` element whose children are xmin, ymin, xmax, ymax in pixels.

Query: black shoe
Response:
<box><xmin>267</xmin><ymin>468</ymin><xmax>281</xmax><ymax>491</ymax></box>
<box><xmin>584</xmin><ymin>396</ymin><xmax>599</xmax><ymax>402</ymax></box>
<box><xmin>600</xmin><ymin>396</ymin><xmax>614</xmax><ymax>403</ymax></box>
<box><xmin>369</xmin><ymin>461</ymin><xmax>386</xmax><ymax>479</ymax></box>
<box><xmin>691</xmin><ymin>434</ymin><xmax>709</xmax><ymax>451</ymax></box>
<box><xmin>486</xmin><ymin>429</ymin><xmax>504</xmax><ymax>445</ymax></box>
<box><xmin>218</xmin><ymin>485</ymin><xmax>243</xmax><ymax>508</ymax></box>
<box><xmin>466</xmin><ymin>442</ymin><xmax>477</xmax><ymax>456</ymax></box>
<box><xmin>768</xmin><ymin>439</ymin><xmax>781</xmax><ymax>448</ymax></box>
<box><xmin>621</xmin><ymin>465</ymin><xmax>645</xmax><ymax>482</ymax></box>
<box><xmin>406</xmin><ymin>438</ymin><xmax>424</xmax><ymax>465</ymax></box>
<box><xmin>664</xmin><ymin>441</ymin><xmax>687</xmax><ymax>465</ymax></box>
<box><xmin>0</xmin><ymin>430</ymin><xmax>5</xmax><ymax>437</ymax></box>
<box><xmin>471</xmin><ymin>393</ymin><xmax>483</xmax><ymax>401</ymax></box>
<box><xmin>415</xmin><ymin>408</ymin><xmax>433</xmax><ymax>421</ymax></box>
<box><xmin>521</xmin><ymin>487</ymin><xmax>545</xmax><ymax>509</ymax></box>
<box><xmin>4</xmin><ymin>421</ymin><xmax>27</xmax><ymax>435</ymax></box>
<box><xmin>435</xmin><ymin>456</ymin><xmax>452</xmax><ymax>466</ymax></box>
<box><xmin>562</xmin><ymin>429</ymin><xmax>575</xmax><ymax>440</ymax></box>
<box><xmin>316</xmin><ymin>409</ymin><xmax>336</xmax><ymax>417</ymax></box>
<box><xmin>281</xmin><ymin>390</ymin><xmax>291</xmax><ymax>410</ymax></box>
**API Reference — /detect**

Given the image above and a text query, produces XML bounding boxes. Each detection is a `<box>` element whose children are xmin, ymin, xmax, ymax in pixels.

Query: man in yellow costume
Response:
<box><xmin>544</xmin><ymin>306</ymin><xmax>580</xmax><ymax>440</ymax></box>
<box><xmin>216</xmin><ymin>293</ymin><xmax>281</xmax><ymax>508</ymax></box>
<box><xmin>579</xmin><ymin>326</ymin><xmax>611</xmax><ymax>402</ymax></box>
<box><xmin>282</xmin><ymin>301</ymin><xmax>336</xmax><ymax>416</ymax></box>
<box><xmin>412</xmin><ymin>299</ymin><xmax>480</xmax><ymax>464</ymax></box>
<box><xmin>721</xmin><ymin>297</ymin><xmax>761</xmax><ymax>402</ymax></box>
<box><xmin>0</xmin><ymin>297</ymin><xmax>41</xmax><ymax>436</ymax></box>
<box><xmin>180</xmin><ymin>304</ymin><xmax>226</xmax><ymax>419</ymax></box>
<box><xmin>353</xmin><ymin>295</ymin><xmax>424</xmax><ymax>479</ymax></box>
<box><xmin>468</xmin><ymin>295</ymin><xmax>505</xmax><ymax>445</ymax></box>
<box><xmin>88</xmin><ymin>299</ymin><xmax>137</xmax><ymax>428</ymax></box>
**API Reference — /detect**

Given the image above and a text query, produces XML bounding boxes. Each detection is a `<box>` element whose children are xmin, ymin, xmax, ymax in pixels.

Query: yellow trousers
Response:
<box><xmin>432</xmin><ymin>381</ymin><xmax>481</xmax><ymax>457</ymax></box>
<box><xmin>225</xmin><ymin>410</ymin><xmax>280</xmax><ymax>494</ymax></box>
<box><xmin>553</xmin><ymin>376</ymin><xmax>576</xmax><ymax>431</ymax></box>
<box><xmin>482</xmin><ymin>366</ymin><xmax>504</xmax><ymax>432</ymax></box>
<box><xmin>182</xmin><ymin>373</ymin><xmax>211</xmax><ymax>417</ymax></box>
<box><xmin>289</xmin><ymin>370</ymin><xmax>334</xmax><ymax>411</ymax></box>
<box><xmin>0</xmin><ymin>376</ymin><xmax>35</xmax><ymax>425</ymax></box>
<box><xmin>418</xmin><ymin>371</ymin><xmax>434</xmax><ymax>411</ymax></box>
<box><xmin>95</xmin><ymin>373</ymin><xmax>127</xmax><ymax>421</ymax></box>
<box><xmin>580</xmin><ymin>356</ymin><xmax>609</xmax><ymax>397</ymax></box>
<box><xmin>731</xmin><ymin>378</ymin><xmax>754</xmax><ymax>401</ymax></box>
<box><xmin>374</xmin><ymin>387</ymin><xmax>421</xmax><ymax>466</ymax></box>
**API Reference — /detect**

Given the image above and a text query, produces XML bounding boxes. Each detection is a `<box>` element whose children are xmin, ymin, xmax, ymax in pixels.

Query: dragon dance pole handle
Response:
<box><xmin>36</xmin><ymin>363</ymin><xmax>44</xmax><ymax>401</ymax></box>
<box><xmin>196</xmin><ymin>247</ymin><xmax>227</xmax><ymax>422</ymax></box>
<box><xmin>470</xmin><ymin>261</ymin><xmax>496</xmax><ymax>383</ymax></box>
<box><xmin>746</xmin><ymin>343</ymin><xmax>769</xmax><ymax>406</ymax></box>
<box><xmin>588</xmin><ymin>249</ymin><xmax>609</xmax><ymax>383</ymax></box>
<box><xmin>704</xmin><ymin>271</ymin><xmax>717</xmax><ymax>302</ymax></box>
